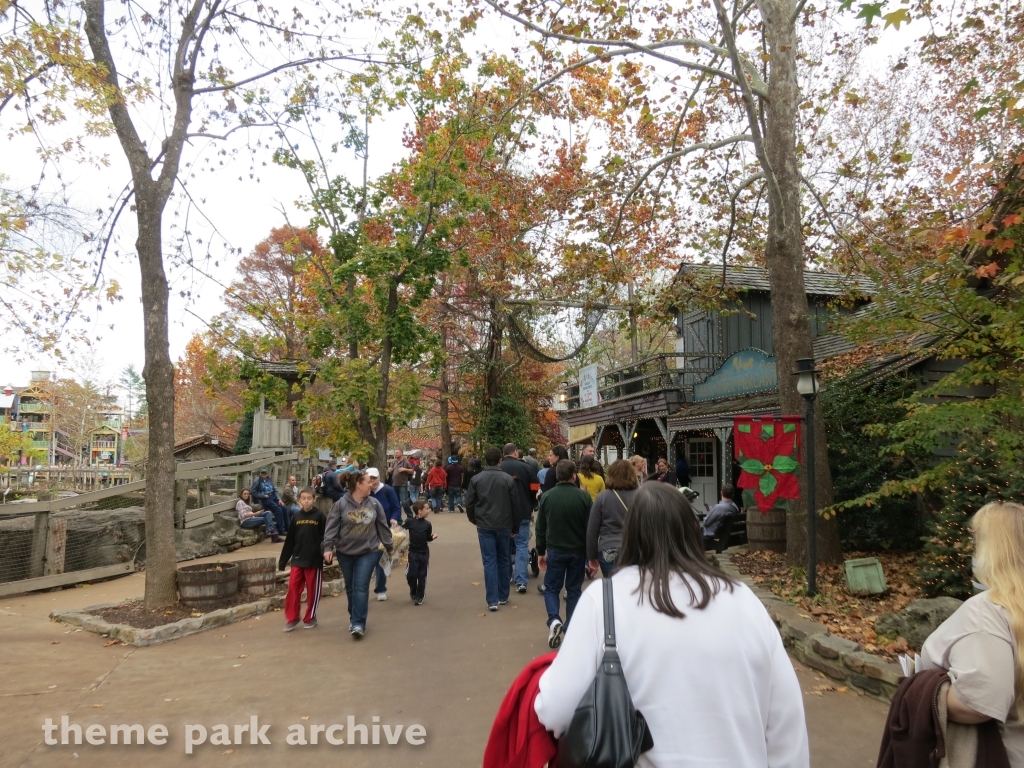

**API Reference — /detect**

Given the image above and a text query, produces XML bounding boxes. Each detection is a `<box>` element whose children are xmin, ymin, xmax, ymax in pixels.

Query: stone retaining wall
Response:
<box><xmin>50</xmin><ymin>578</ymin><xmax>345</xmax><ymax>646</ymax></box>
<box><xmin>718</xmin><ymin>556</ymin><xmax>902</xmax><ymax>701</ymax></box>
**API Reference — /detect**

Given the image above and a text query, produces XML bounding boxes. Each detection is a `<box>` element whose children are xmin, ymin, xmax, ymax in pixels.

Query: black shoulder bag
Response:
<box><xmin>557</xmin><ymin>578</ymin><xmax>654</xmax><ymax>768</ymax></box>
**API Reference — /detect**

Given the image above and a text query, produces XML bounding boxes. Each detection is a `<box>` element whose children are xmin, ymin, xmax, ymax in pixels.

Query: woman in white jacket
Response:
<box><xmin>534</xmin><ymin>481</ymin><xmax>809</xmax><ymax>768</ymax></box>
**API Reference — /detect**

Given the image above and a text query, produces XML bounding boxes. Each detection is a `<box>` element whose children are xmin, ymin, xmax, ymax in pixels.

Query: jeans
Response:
<box><xmin>374</xmin><ymin>558</ymin><xmax>388</xmax><ymax>595</ymax></box>
<box><xmin>287</xmin><ymin>503</ymin><xmax>300</xmax><ymax>524</ymax></box>
<box><xmin>429</xmin><ymin>487</ymin><xmax>445</xmax><ymax>511</ymax></box>
<box><xmin>395</xmin><ymin>485</ymin><xmax>412</xmax><ymax>518</ymax></box>
<box><xmin>258</xmin><ymin>498</ymin><xmax>288</xmax><ymax>534</ymax></box>
<box><xmin>513</xmin><ymin>517</ymin><xmax>532</xmax><ymax>586</ymax></box>
<box><xmin>477</xmin><ymin>528</ymin><xmax>512</xmax><ymax>606</ymax></box>
<box><xmin>543</xmin><ymin>549</ymin><xmax>587</xmax><ymax>627</ymax></box>
<box><xmin>447</xmin><ymin>488</ymin><xmax>463</xmax><ymax>512</ymax></box>
<box><xmin>337</xmin><ymin>550</ymin><xmax>380</xmax><ymax>630</ymax></box>
<box><xmin>409</xmin><ymin>485</ymin><xmax>420</xmax><ymax>503</ymax></box>
<box><xmin>406</xmin><ymin>550</ymin><xmax>429</xmax><ymax>599</ymax></box>
<box><xmin>240</xmin><ymin>511</ymin><xmax>277</xmax><ymax>535</ymax></box>
<box><xmin>598</xmin><ymin>549</ymin><xmax>618</xmax><ymax>578</ymax></box>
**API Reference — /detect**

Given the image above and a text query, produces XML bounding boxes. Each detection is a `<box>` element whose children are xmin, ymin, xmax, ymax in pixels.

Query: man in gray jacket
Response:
<box><xmin>465</xmin><ymin>446</ymin><xmax>523</xmax><ymax>611</ymax></box>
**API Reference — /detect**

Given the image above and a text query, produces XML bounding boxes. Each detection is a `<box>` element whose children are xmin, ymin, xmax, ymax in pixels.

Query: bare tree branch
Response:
<box><xmin>720</xmin><ymin>172</ymin><xmax>764</xmax><ymax>282</ymax></box>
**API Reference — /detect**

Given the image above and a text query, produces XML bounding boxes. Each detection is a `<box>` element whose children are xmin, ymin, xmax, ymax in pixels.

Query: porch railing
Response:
<box><xmin>565</xmin><ymin>352</ymin><xmax>724</xmax><ymax>411</ymax></box>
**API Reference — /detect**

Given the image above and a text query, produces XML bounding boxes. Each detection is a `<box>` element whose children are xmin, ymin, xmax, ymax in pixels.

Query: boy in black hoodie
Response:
<box><xmin>279</xmin><ymin>487</ymin><xmax>327</xmax><ymax>630</ymax></box>
<box><xmin>403</xmin><ymin>499</ymin><xmax>438</xmax><ymax>605</ymax></box>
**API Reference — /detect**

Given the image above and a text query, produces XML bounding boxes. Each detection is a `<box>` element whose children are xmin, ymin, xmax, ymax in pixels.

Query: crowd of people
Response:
<box><xmin>236</xmin><ymin>448</ymin><xmax>1024</xmax><ymax>768</ymax></box>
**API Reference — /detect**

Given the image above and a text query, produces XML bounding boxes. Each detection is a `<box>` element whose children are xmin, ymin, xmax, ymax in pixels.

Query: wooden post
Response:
<box><xmin>173</xmin><ymin>479</ymin><xmax>188</xmax><ymax>529</ymax></box>
<box><xmin>235</xmin><ymin>472</ymin><xmax>244</xmax><ymax>496</ymax></box>
<box><xmin>198</xmin><ymin>477</ymin><xmax>211</xmax><ymax>508</ymax></box>
<box><xmin>44</xmin><ymin>517</ymin><xmax>67</xmax><ymax>575</ymax></box>
<box><xmin>29</xmin><ymin>511</ymin><xmax>50</xmax><ymax>579</ymax></box>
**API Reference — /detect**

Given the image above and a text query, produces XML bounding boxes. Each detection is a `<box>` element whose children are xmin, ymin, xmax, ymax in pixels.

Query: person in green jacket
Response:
<box><xmin>536</xmin><ymin>459</ymin><xmax>592</xmax><ymax>649</ymax></box>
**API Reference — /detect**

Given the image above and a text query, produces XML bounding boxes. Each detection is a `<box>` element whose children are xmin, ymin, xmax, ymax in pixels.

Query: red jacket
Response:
<box><xmin>484</xmin><ymin>653</ymin><xmax>558</xmax><ymax>768</ymax></box>
<box><xmin>426</xmin><ymin>466</ymin><xmax>448</xmax><ymax>490</ymax></box>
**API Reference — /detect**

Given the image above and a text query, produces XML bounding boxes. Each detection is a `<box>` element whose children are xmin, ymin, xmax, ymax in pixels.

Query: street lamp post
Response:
<box><xmin>793</xmin><ymin>357</ymin><xmax>820</xmax><ymax>597</ymax></box>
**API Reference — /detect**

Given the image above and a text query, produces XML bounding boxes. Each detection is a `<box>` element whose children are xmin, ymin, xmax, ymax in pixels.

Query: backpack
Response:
<box><xmin>313</xmin><ymin>470</ymin><xmax>330</xmax><ymax>495</ymax></box>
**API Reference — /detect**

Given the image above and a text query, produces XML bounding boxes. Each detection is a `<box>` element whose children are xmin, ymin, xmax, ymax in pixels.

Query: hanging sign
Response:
<box><xmin>734</xmin><ymin>416</ymin><xmax>802</xmax><ymax>513</ymax></box>
<box><xmin>694</xmin><ymin>349</ymin><xmax>777</xmax><ymax>402</ymax></box>
<box><xmin>578</xmin><ymin>364</ymin><xmax>600</xmax><ymax>409</ymax></box>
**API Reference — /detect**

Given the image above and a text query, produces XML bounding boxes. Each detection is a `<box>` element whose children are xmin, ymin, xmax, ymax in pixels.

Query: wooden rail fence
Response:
<box><xmin>0</xmin><ymin>451</ymin><xmax>303</xmax><ymax>597</ymax></box>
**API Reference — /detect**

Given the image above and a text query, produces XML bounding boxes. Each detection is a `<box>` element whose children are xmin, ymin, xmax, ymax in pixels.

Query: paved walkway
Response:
<box><xmin>1</xmin><ymin>512</ymin><xmax>888</xmax><ymax>767</ymax></box>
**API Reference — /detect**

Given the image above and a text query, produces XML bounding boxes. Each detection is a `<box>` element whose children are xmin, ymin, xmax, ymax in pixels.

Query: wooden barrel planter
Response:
<box><xmin>746</xmin><ymin>506</ymin><xmax>787</xmax><ymax>553</ymax></box>
<box><xmin>237</xmin><ymin>558</ymin><xmax>277</xmax><ymax>596</ymax></box>
<box><xmin>177</xmin><ymin>562</ymin><xmax>239</xmax><ymax>611</ymax></box>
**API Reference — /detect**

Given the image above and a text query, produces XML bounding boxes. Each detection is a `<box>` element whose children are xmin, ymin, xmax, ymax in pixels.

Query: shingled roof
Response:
<box><xmin>678</xmin><ymin>263</ymin><xmax>875</xmax><ymax>296</ymax></box>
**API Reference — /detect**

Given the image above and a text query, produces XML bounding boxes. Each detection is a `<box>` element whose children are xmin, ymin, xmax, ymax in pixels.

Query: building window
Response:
<box><xmin>688</xmin><ymin>440</ymin><xmax>715</xmax><ymax>477</ymax></box>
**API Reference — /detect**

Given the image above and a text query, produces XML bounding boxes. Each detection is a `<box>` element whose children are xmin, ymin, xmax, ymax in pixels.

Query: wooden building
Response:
<box><xmin>562</xmin><ymin>265</ymin><xmax>873</xmax><ymax>510</ymax></box>
<box><xmin>174</xmin><ymin>434</ymin><xmax>235</xmax><ymax>462</ymax></box>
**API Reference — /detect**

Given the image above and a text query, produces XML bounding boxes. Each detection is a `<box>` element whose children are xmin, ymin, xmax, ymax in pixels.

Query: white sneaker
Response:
<box><xmin>548</xmin><ymin>620</ymin><xmax>564</xmax><ymax>649</ymax></box>
<box><xmin>376</xmin><ymin>592</ymin><xmax>388</xmax><ymax>601</ymax></box>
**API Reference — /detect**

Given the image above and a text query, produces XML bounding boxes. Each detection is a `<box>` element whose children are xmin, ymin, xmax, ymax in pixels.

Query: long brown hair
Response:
<box><xmin>617</xmin><ymin>481</ymin><xmax>734</xmax><ymax>618</ymax></box>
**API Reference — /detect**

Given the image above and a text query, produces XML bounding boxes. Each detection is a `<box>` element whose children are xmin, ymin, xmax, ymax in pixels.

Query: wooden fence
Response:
<box><xmin>1</xmin><ymin>467</ymin><xmax>137</xmax><ymax>492</ymax></box>
<box><xmin>0</xmin><ymin>450</ymin><xmax>303</xmax><ymax>597</ymax></box>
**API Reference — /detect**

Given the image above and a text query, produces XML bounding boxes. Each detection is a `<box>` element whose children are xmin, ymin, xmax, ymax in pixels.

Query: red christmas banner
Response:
<box><xmin>734</xmin><ymin>416</ymin><xmax>802</xmax><ymax>513</ymax></box>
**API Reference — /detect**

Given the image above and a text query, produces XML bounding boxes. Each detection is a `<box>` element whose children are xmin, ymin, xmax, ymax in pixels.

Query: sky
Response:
<box><xmin>2</xmin><ymin>2</ymin><xmax>916</xmax><ymax>394</ymax></box>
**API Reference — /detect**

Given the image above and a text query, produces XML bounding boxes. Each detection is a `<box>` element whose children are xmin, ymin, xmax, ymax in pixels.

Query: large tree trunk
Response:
<box><xmin>759</xmin><ymin>0</ymin><xmax>840</xmax><ymax>566</ymax></box>
<box><xmin>83</xmin><ymin>0</ymin><xmax>192</xmax><ymax>608</ymax></box>
<box><xmin>136</xmin><ymin>201</ymin><xmax>179</xmax><ymax>607</ymax></box>
<box><xmin>484</xmin><ymin>298</ymin><xmax>503</xmax><ymax>407</ymax></box>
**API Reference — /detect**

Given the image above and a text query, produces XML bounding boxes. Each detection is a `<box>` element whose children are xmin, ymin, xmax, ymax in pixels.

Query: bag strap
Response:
<box><xmin>612</xmin><ymin>490</ymin><xmax>629</xmax><ymax>513</ymax></box>
<box><xmin>602</xmin><ymin>577</ymin><xmax>617</xmax><ymax>650</ymax></box>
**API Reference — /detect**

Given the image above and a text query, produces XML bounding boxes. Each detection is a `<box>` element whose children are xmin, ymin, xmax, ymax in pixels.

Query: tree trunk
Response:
<box><xmin>136</xmin><ymin>201</ymin><xmax>179</xmax><ymax>607</ymax></box>
<box><xmin>759</xmin><ymin>0</ymin><xmax>840</xmax><ymax>566</ymax></box>
<box><xmin>439</xmin><ymin>325</ymin><xmax>452</xmax><ymax>459</ymax></box>
<box><xmin>484</xmin><ymin>298</ymin><xmax>504</xmax><ymax>407</ymax></box>
<box><xmin>372</xmin><ymin>281</ymin><xmax>400</xmax><ymax>471</ymax></box>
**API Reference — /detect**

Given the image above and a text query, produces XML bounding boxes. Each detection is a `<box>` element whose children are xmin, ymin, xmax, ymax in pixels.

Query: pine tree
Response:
<box><xmin>233</xmin><ymin>411</ymin><xmax>254</xmax><ymax>456</ymax></box>
<box><xmin>918</xmin><ymin>439</ymin><xmax>1024</xmax><ymax>598</ymax></box>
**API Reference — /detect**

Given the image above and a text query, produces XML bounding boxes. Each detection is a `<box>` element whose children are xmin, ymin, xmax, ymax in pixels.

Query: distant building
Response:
<box><xmin>5</xmin><ymin>372</ymin><xmax>74</xmax><ymax>465</ymax></box>
<box><xmin>174</xmin><ymin>434</ymin><xmax>234</xmax><ymax>462</ymax></box>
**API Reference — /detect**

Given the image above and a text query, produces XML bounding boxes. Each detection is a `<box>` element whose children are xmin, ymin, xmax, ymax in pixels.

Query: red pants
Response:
<box><xmin>284</xmin><ymin>566</ymin><xmax>323</xmax><ymax>624</ymax></box>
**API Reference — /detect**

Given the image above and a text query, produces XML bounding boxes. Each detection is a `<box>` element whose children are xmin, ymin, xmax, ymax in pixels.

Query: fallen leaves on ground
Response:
<box><xmin>732</xmin><ymin>550</ymin><xmax>922</xmax><ymax>659</ymax></box>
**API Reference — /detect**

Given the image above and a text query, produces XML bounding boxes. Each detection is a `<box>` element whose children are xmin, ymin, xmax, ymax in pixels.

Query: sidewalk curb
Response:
<box><xmin>49</xmin><ymin>578</ymin><xmax>345</xmax><ymax>646</ymax></box>
<box><xmin>717</xmin><ymin>553</ymin><xmax>902</xmax><ymax>702</ymax></box>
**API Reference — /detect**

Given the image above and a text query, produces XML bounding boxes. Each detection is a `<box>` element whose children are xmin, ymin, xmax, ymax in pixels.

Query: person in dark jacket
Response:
<box><xmin>540</xmin><ymin>445</ymin><xmax>570</xmax><ymax>494</ymax></box>
<box><xmin>465</xmin><ymin>446</ymin><xmax>524</xmax><ymax>611</ymax></box>
<box><xmin>536</xmin><ymin>459</ymin><xmax>592</xmax><ymax>649</ymax></box>
<box><xmin>322</xmin><ymin>462</ymin><xmax>346</xmax><ymax>502</ymax></box>
<box><xmin>251</xmin><ymin>468</ymin><xmax>289</xmax><ymax>534</ymax></box>
<box><xmin>676</xmin><ymin>455</ymin><xmax>692</xmax><ymax>488</ymax></box>
<box><xmin>501</xmin><ymin>443</ymin><xmax>540</xmax><ymax>593</ymax></box>
<box><xmin>367</xmin><ymin>467</ymin><xmax>401</xmax><ymax>601</ymax></box>
<box><xmin>403</xmin><ymin>499</ymin><xmax>438</xmax><ymax>604</ymax></box>
<box><xmin>646</xmin><ymin>457</ymin><xmax>679</xmax><ymax>487</ymax></box>
<box><xmin>279</xmin><ymin>487</ymin><xmax>326</xmax><ymax>630</ymax></box>
<box><xmin>463</xmin><ymin>457</ymin><xmax>482</xmax><ymax>490</ymax></box>
<box><xmin>445</xmin><ymin>456</ymin><xmax>466</xmax><ymax>513</ymax></box>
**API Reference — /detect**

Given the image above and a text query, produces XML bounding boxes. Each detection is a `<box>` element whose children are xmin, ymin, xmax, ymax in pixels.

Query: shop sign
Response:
<box><xmin>693</xmin><ymin>349</ymin><xmax>777</xmax><ymax>402</ymax></box>
<box><xmin>578</xmin><ymin>364</ymin><xmax>600</xmax><ymax>409</ymax></box>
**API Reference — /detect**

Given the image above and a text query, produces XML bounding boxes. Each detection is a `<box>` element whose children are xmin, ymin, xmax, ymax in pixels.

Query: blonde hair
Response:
<box><xmin>972</xmin><ymin>501</ymin><xmax>1024</xmax><ymax>720</ymax></box>
<box><xmin>629</xmin><ymin>455</ymin><xmax>647</xmax><ymax>476</ymax></box>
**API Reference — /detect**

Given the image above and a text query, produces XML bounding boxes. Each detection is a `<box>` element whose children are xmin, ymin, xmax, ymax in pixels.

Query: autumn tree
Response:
<box><xmin>210</xmin><ymin>226</ymin><xmax>328</xmax><ymax>416</ymax></box>
<box><xmin>174</xmin><ymin>333</ymin><xmax>243</xmax><ymax>444</ymax></box>
<box><xmin>0</xmin><ymin>0</ymin><xmax>384</xmax><ymax>607</ymax></box>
